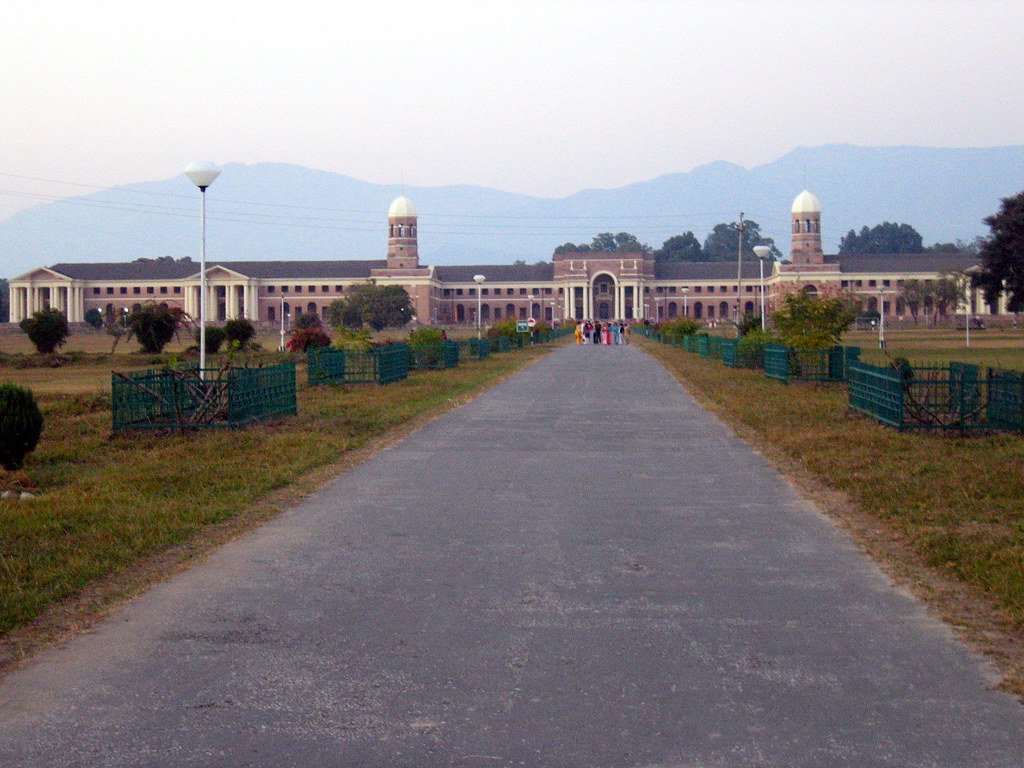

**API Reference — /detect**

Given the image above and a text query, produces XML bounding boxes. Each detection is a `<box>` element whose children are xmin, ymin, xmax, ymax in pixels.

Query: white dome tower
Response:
<box><xmin>387</xmin><ymin>195</ymin><xmax>419</xmax><ymax>269</ymax></box>
<box><xmin>790</xmin><ymin>190</ymin><xmax>824</xmax><ymax>265</ymax></box>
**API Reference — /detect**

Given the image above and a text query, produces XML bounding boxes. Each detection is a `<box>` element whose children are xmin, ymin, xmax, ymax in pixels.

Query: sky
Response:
<box><xmin>2</xmin><ymin>0</ymin><xmax>1023</xmax><ymax>222</ymax></box>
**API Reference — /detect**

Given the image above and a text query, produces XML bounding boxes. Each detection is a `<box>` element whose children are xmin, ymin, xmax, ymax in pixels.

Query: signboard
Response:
<box><xmin>516</xmin><ymin>320</ymin><xmax>530</xmax><ymax>333</ymax></box>
<box><xmin>527</xmin><ymin>318</ymin><xmax>537</xmax><ymax>328</ymax></box>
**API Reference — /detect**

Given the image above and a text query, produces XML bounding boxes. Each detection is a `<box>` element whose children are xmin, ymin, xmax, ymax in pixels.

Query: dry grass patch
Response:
<box><xmin>639</xmin><ymin>337</ymin><xmax>1024</xmax><ymax>695</ymax></box>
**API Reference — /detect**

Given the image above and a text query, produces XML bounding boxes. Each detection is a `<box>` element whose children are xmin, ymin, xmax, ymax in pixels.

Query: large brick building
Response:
<box><xmin>7</xmin><ymin>191</ymin><xmax>1002</xmax><ymax>327</ymax></box>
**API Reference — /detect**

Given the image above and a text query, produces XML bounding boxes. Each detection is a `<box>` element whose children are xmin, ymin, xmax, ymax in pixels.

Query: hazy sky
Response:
<box><xmin>2</xmin><ymin>0</ymin><xmax>1023</xmax><ymax>221</ymax></box>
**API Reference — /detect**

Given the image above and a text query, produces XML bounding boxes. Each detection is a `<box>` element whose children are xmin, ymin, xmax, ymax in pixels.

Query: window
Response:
<box><xmin>147</xmin><ymin>287</ymin><xmax>154</xmax><ymax>294</ymax></box>
<box><xmin>481</xmin><ymin>288</ymin><xmax>489</xmax><ymax>295</ymax></box>
<box><xmin>268</xmin><ymin>286</ymin><xmax>276</xmax><ymax>294</ymax></box>
<box><xmin>173</xmin><ymin>287</ymin><xmax>181</xmax><ymax>295</ymax></box>
<box><xmin>694</xmin><ymin>286</ymin><xmax>702</xmax><ymax>293</ymax></box>
<box><xmin>868</xmin><ymin>280</ymin><xmax>877</xmax><ymax>287</ymax></box>
<box><xmin>133</xmin><ymin>287</ymin><xmax>141</xmax><ymax>294</ymax></box>
<box><xmin>669</xmin><ymin>286</ymin><xmax>676</xmax><ymax>294</ymax></box>
<box><xmin>309</xmin><ymin>286</ymin><xmax>316</xmax><ymax>293</ymax></box>
<box><xmin>323</xmin><ymin>285</ymin><xmax>330</xmax><ymax>293</ymax></box>
<box><xmin>282</xmin><ymin>286</ymin><xmax>289</xmax><ymax>293</ymax></box>
<box><xmin>93</xmin><ymin>287</ymin><xmax>101</xmax><ymax>295</ymax></box>
<box><xmin>295</xmin><ymin>286</ymin><xmax>303</xmax><ymax>293</ymax></box>
<box><xmin>519</xmin><ymin>288</ymin><xmax>527</xmax><ymax>295</ymax></box>
<box><xmin>120</xmin><ymin>287</ymin><xmax>127</xmax><ymax>295</ymax></box>
<box><xmin>456</xmin><ymin>289</ymin><xmax>463</xmax><ymax>296</ymax></box>
<box><xmin>160</xmin><ymin>287</ymin><xmax>168</xmax><ymax>294</ymax></box>
<box><xmin>708</xmin><ymin>286</ymin><xmax>715</xmax><ymax>294</ymax></box>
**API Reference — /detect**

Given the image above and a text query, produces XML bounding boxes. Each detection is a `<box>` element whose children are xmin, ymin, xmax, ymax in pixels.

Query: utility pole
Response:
<box><xmin>735</xmin><ymin>211</ymin><xmax>745</xmax><ymax>331</ymax></box>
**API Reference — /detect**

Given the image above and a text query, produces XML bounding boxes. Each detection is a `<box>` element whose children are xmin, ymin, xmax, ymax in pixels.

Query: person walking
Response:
<box><xmin>574</xmin><ymin>322</ymin><xmax>583</xmax><ymax>345</ymax></box>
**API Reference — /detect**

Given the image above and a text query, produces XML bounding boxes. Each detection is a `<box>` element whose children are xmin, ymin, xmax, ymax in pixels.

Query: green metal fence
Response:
<box><xmin>849</xmin><ymin>360</ymin><xmax>992</xmax><ymax>431</ymax></box>
<box><xmin>764</xmin><ymin>345</ymin><xmax>860</xmax><ymax>384</ymax></box>
<box><xmin>112</xmin><ymin>363</ymin><xmax>296</xmax><ymax>432</ymax></box>
<box><xmin>407</xmin><ymin>341</ymin><xmax>460</xmax><ymax>370</ymax></box>
<box><xmin>460</xmin><ymin>338</ymin><xmax>491</xmax><ymax>360</ymax></box>
<box><xmin>721</xmin><ymin>340</ymin><xmax>766</xmax><ymax>369</ymax></box>
<box><xmin>308</xmin><ymin>346</ymin><xmax>410</xmax><ymax>385</ymax></box>
<box><xmin>988</xmin><ymin>368</ymin><xmax>1024</xmax><ymax>431</ymax></box>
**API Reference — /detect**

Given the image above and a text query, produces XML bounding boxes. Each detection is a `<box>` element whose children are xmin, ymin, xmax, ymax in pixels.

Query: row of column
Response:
<box><xmin>184</xmin><ymin>282</ymin><xmax>261</xmax><ymax>321</ymax></box>
<box><xmin>564</xmin><ymin>280</ymin><xmax>645</xmax><ymax>321</ymax></box>
<box><xmin>8</xmin><ymin>284</ymin><xmax>87</xmax><ymax>323</ymax></box>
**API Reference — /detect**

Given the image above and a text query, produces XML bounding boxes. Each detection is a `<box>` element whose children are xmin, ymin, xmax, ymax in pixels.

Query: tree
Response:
<box><xmin>128</xmin><ymin>303</ymin><xmax>184</xmax><ymax>353</ymax></box>
<box><xmin>591</xmin><ymin>232</ymin><xmax>650</xmax><ymax>253</ymax></box>
<box><xmin>771</xmin><ymin>292</ymin><xmax>854</xmax><ymax>350</ymax></box>
<box><xmin>976</xmin><ymin>190</ymin><xmax>1024</xmax><ymax>312</ymax></box>
<box><xmin>838</xmin><ymin>222</ymin><xmax>924</xmax><ymax>254</ymax></box>
<box><xmin>330</xmin><ymin>281</ymin><xmax>412</xmax><ymax>331</ymax></box>
<box><xmin>654</xmin><ymin>232</ymin><xmax>702</xmax><ymax>262</ymax></box>
<box><xmin>19</xmin><ymin>308</ymin><xmax>70</xmax><ymax>354</ymax></box>
<box><xmin>84</xmin><ymin>308</ymin><xmax>104</xmax><ymax>329</ymax></box>
<box><xmin>0</xmin><ymin>383</ymin><xmax>43</xmax><ymax>471</ymax></box>
<box><xmin>931</xmin><ymin>271</ymin><xmax>965</xmax><ymax>317</ymax></box>
<box><xmin>701</xmin><ymin>220</ymin><xmax>779</xmax><ymax>262</ymax></box>
<box><xmin>0</xmin><ymin>278</ymin><xmax>9</xmax><ymax>323</ymax></box>
<box><xmin>900</xmin><ymin>279</ymin><xmax>925</xmax><ymax>323</ymax></box>
<box><xmin>223</xmin><ymin>318</ymin><xmax>256</xmax><ymax>348</ymax></box>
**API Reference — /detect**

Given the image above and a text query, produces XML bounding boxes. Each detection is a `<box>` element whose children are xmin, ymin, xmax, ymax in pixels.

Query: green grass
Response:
<box><xmin>0</xmin><ymin>341</ymin><xmax>558</xmax><ymax>637</ymax></box>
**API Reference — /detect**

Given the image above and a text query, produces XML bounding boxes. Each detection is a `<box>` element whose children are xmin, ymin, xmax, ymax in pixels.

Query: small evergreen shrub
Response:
<box><xmin>19</xmin><ymin>308</ymin><xmax>70</xmax><ymax>354</ymax></box>
<box><xmin>129</xmin><ymin>304</ymin><xmax>182</xmax><ymax>353</ymax></box>
<box><xmin>194</xmin><ymin>326</ymin><xmax>227</xmax><ymax>354</ymax></box>
<box><xmin>0</xmin><ymin>383</ymin><xmax>44</xmax><ymax>471</ymax></box>
<box><xmin>409</xmin><ymin>327</ymin><xmax>443</xmax><ymax>346</ymax></box>
<box><xmin>224</xmin><ymin>318</ymin><xmax>256</xmax><ymax>347</ymax></box>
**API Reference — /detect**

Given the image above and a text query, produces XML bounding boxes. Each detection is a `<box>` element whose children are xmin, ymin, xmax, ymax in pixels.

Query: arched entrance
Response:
<box><xmin>591</xmin><ymin>273</ymin><xmax>618</xmax><ymax>319</ymax></box>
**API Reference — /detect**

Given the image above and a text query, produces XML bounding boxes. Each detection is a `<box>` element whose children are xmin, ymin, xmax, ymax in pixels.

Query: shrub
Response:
<box><xmin>223</xmin><ymin>318</ymin><xmax>256</xmax><ymax>348</ymax></box>
<box><xmin>656</xmin><ymin>317</ymin><xmax>700</xmax><ymax>343</ymax></box>
<box><xmin>772</xmin><ymin>292</ymin><xmax>854</xmax><ymax>350</ymax></box>
<box><xmin>194</xmin><ymin>326</ymin><xmax>227</xmax><ymax>354</ymax></box>
<box><xmin>333</xmin><ymin>326</ymin><xmax>373</xmax><ymax>352</ymax></box>
<box><xmin>0</xmin><ymin>383</ymin><xmax>44</xmax><ymax>471</ymax></box>
<box><xmin>287</xmin><ymin>327</ymin><xmax>331</xmax><ymax>352</ymax></box>
<box><xmin>129</xmin><ymin>304</ymin><xmax>183</xmax><ymax>353</ymax></box>
<box><xmin>19</xmin><ymin>308</ymin><xmax>70</xmax><ymax>354</ymax></box>
<box><xmin>410</xmin><ymin>326</ymin><xmax>444</xmax><ymax>346</ymax></box>
<box><xmin>487</xmin><ymin>316</ymin><xmax>521</xmax><ymax>339</ymax></box>
<box><xmin>84</xmin><ymin>308</ymin><xmax>104</xmax><ymax>329</ymax></box>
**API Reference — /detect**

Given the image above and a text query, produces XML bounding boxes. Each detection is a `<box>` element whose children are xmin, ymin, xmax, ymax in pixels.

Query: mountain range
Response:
<box><xmin>3</xmin><ymin>144</ymin><xmax>1024</xmax><ymax>279</ymax></box>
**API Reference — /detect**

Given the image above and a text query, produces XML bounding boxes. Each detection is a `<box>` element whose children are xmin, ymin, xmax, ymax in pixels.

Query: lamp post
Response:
<box><xmin>279</xmin><ymin>295</ymin><xmax>286</xmax><ymax>351</ymax></box>
<box><xmin>473</xmin><ymin>274</ymin><xmax>485</xmax><ymax>338</ymax></box>
<box><xmin>527</xmin><ymin>293</ymin><xmax>535</xmax><ymax>322</ymax></box>
<box><xmin>963</xmin><ymin>266</ymin><xmax>981</xmax><ymax>348</ymax></box>
<box><xmin>682</xmin><ymin>286</ymin><xmax>689</xmax><ymax>318</ymax></box>
<box><xmin>877</xmin><ymin>289</ymin><xmax>892</xmax><ymax>349</ymax></box>
<box><xmin>184</xmin><ymin>162</ymin><xmax>221</xmax><ymax>378</ymax></box>
<box><xmin>753</xmin><ymin>245</ymin><xmax>771</xmax><ymax>331</ymax></box>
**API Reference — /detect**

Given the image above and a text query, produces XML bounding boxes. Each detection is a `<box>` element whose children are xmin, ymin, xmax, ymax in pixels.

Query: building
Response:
<box><xmin>7</xmin><ymin>191</ymin><xmax>1003</xmax><ymax>327</ymax></box>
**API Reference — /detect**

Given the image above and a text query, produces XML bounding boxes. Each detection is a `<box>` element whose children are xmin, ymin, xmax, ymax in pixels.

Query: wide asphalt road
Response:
<box><xmin>2</xmin><ymin>343</ymin><xmax>1023</xmax><ymax>767</ymax></box>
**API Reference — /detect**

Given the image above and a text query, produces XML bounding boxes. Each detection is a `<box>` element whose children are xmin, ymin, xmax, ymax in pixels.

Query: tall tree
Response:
<box><xmin>838</xmin><ymin>222</ymin><xmax>924</xmax><ymax>254</ymax></box>
<box><xmin>590</xmin><ymin>232</ymin><xmax>650</xmax><ymax>253</ymax></box>
<box><xmin>326</xmin><ymin>281</ymin><xmax>412</xmax><ymax>331</ymax></box>
<box><xmin>654</xmin><ymin>232</ymin><xmax>702</xmax><ymax>263</ymax></box>
<box><xmin>899</xmin><ymin>279</ymin><xmax>925</xmax><ymax>323</ymax></box>
<box><xmin>976</xmin><ymin>190</ymin><xmax>1024</xmax><ymax>312</ymax></box>
<box><xmin>701</xmin><ymin>220</ymin><xmax>779</xmax><ymax>262</ymax></box>
<box><xmin>0</xmin><ymin>278</ymin><xmax>8</xmax><ymax>323</ymax></box>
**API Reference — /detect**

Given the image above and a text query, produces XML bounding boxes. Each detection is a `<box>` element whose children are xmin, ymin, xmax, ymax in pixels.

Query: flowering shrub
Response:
<box><xmin>286</xmin><ymin>326</ymin><xmax>331</xmax><ymax>352</ymax></box>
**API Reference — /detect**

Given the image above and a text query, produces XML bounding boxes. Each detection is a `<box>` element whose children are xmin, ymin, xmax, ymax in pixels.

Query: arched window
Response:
<box><xmin>693</xmin><ymin>302</ymin><xmax>703</xmax><ymax>319</ymax></box>
<box><xmin>744</xmin><ymin>301</ymin><xmax>755</xmax><ymax>315</ymax></box>
<box><xmin>481</xmin><ymin>305</ymin><xmax>491</xmax><ymax>322</ymax></box>
<box><xmin>307</xmin><ymin>302</ymin><xmax>317</xmax><ymax>316</ymax></box>
<box><xmin>493</xmin><ymin>306</ymin><xmax>502</xmax><ymax>320</ymax></box>
<box><xmin>456</xmin><ymin>304</ymin><xmax>465</xmax><ymax>323</ymax></box>
<box><xmin>506</xmin><ymin>303</ymin><xmax>516</xmax><ymax>317</ymax></box>
<box><xmin>268</xmin><ymin>306</ymin><xmax>276</xmax><ymax>323</ymax></box>
<box><xmin>668</xmin><ymin>302</ymin><xmax>677</xmax><ymax>318</ymax></box>
<box><xmin>707</xmin><ymin>304</ymin><xmax>715</xmax><ymax>318</ymax></box>
<box><xmin>719</xmin><ymin>301</ymin><xmax>729</xmax><ymax>317</ymax></box>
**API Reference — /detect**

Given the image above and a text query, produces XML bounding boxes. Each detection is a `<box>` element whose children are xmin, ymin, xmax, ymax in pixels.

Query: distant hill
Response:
<box><xmin>3</xmin><ymin>144</ymin><xmax>1023</xmax><ymax>279</ymax></box>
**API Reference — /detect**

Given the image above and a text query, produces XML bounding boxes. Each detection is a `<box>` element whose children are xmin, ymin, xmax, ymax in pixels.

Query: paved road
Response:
<box><xmin>2</xmin><ymin>343</ymin><xmax>1023</xmax><ymax>767</ymax></box>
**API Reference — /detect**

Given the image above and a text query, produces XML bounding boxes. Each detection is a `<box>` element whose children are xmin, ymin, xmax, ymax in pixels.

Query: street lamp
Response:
<box><xmin>682</xmin><ymin>286</ymin><xmax>689</xmax><ymax>318</ymax></box>
<box><xmin>184</xmin><ymin>161</ymin><xmax>221</xmax><ymax>378</ymax></box>
<box><xmin>964</xmin><ymin>266</ymin><xmax>981</xmax><ymax>348</ymax></box>
<box><xmin>877</xmin><ymin>289</ymin><xmax>892</xmax><ymax>349</ymax></box>
<box><xmin>473</xmin><ymin>274</ymin><xmax>485</xmax><ymax>338</ymax></box>
<box><xmin>279</xmin><ymin>295</ymin><xmax>286</xmax><ymax>351</ymax></box>
<box><xmin>753</xmin><ymin>245</ymin><xmax>771</xmax><ymax>331</ymax></box>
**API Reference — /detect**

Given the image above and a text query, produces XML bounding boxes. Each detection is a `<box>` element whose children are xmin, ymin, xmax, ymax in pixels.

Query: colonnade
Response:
<box><xmin>8</xmin><ymin>283</ymin><xmax>87</xmax><ymax>323</ymax></box>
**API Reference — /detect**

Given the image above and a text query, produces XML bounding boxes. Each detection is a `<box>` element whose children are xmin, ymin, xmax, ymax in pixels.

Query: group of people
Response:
<box><xmin>574</xmin><ymin>320</ymin><xmax>630</xmax><ymax>345</ymax></box>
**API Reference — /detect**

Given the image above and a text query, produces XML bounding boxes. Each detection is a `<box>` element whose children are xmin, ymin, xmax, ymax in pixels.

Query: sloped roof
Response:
<box><xmin>826</xmin><ymin>253</ymin><xmax>979</xmax><ymax>274</ymax></box>
<box><xmin>47</xmin><ymin>260</ymin><xmax>386</xmax><ymax>281</ymax></box>
<box><xmin>654</xmin><ymin>261</ymin><xmax>767</xmax><ymax>280</ymax></box>
<box><xmin>434</xmin><ymin>263</ymin><xmax>555</xmax><ymax>283</ymax></box>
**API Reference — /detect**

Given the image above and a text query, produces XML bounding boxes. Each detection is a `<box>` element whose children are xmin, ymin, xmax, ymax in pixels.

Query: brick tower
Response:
<box><xmin>790</xmin><ymin>190</ymin><xmax>824</xmax><ymax>265</ymax></box>
<box><xmin>387</xmin><ymin>195</ymin><xmax>419</xmax><ymax>269</ymax></box>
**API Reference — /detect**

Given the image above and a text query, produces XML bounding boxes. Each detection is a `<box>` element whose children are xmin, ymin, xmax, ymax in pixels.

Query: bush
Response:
<box><xmin>194</xmin><ymin>326</ymin><xmax>227</xmax><ymax>354</ymax></box>
<box><xmin>129</xmin><ymin>304</ymin><xmax>183</xmax><ymax>353</ymax></box>
<box><xmin>0</xmin><ymin>383</ymin><xmax>44</xmax><ymax>471</ymax></box>
<box><xmin>333</xmin><ymin>326</ymin><xmax>373</xmax><ymax>352</ymax></box>
<box><xmin>487</xmin><ymin>316</ymin><xmax>522</xmax><ymax>339</ymax></box>
<box><xmin>287</xmin><ymin>326</ymin><xmax>331</xmax><ymax>352</ymax></box>
<box><xmin>84</xmin><ymin>308</ymin><xmax>104</xmax><ymax>329</ymax></box>
<box><xmin>223</xmin><ymin>318</ymin><xmax>256</xmax><ymax>347</ymax></box>
<box><xmin>409</xmin><ymin>326</ymin><xmax>444</xmax><ymax>346</ymax></box>
<box><xmin>19</xmin><ymin>308</ymin><xmax>70</xmax><ymax>354</ymax></box>
<box><xmin>656</xmin><ymin>317</ymin><xmax>701</xmax><ymax>343</ymax></box>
